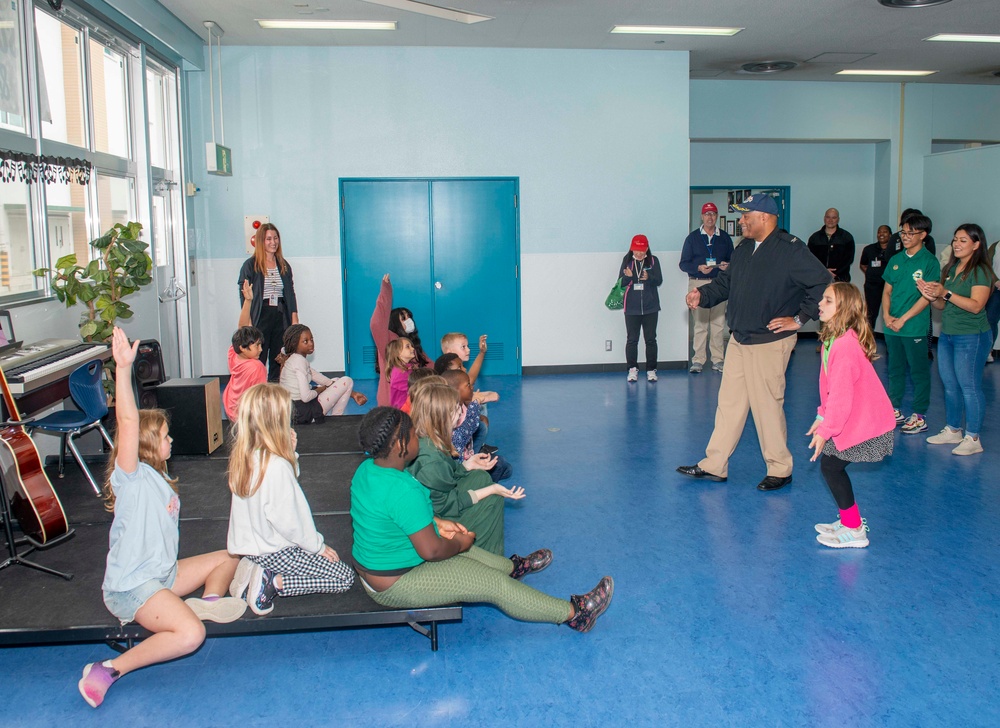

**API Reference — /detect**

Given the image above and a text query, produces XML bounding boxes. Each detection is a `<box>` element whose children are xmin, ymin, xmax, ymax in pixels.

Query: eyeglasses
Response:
<box><xmin>898</xmin><ymin>230</ymin><xmax>922</xmax><ymax>238</ymax></box>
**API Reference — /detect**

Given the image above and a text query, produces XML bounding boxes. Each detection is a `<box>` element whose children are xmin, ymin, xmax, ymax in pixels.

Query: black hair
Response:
<box><xmin>902</xmin><ymin>214</ymin><xmax>932</xmax><ymax>235</ymax></box>
<box><xmin>407</xmin><ymin>367</ymin><xmax>439</xmax><ymax>387</ymax></box>
<box><xmin>942</xmin><ymin>223</ymin><xmax>996</xmax><ymax>284</ymax></box>
<box><xmin>440</xmin><ymin>369</ymin><xmax>468</xmax><ymax>389</ymax></box>
<box><xmin>282</xmin><ymin>324</ymin><xmax>311</xmax><ymax>357</ymax></box>
<box><xmin>434</xmin><ymin>352</ymin><xmax>462</xmax><ymax>375</ymax></box>
<box><xmin>232</xmin><ymin>326</ymin><xmax>263</xmax><ymax>355</ymax></box>
<box><xmin>387</xmin><ymin>308</ymin><xmax>430</xmax><ymax>367</ymax></box>
<box><xmin>359</xmin><ymin>406</ymin><xmax>413</xmax><ymax>460</ymax></box>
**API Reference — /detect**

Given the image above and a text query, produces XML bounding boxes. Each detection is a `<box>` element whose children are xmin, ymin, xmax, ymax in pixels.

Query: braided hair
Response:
<box><xmin>359</xmin><ymin>406</ymin><xmax>414</xmax><ymax>460</ymax></box>
<box><xmin>282</xmin><ymin>324</ymin><xmax>310</xmax><ymax>357</ymax></box>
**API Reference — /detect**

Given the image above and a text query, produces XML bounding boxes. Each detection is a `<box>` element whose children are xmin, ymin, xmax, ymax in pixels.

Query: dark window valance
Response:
<box><xmin>0</xmin><ymin>149</ymin><xmax>92</xmax><ymax>185</ymax></box>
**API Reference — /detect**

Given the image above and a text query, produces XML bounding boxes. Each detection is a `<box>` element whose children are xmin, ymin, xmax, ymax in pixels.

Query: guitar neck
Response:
<box><xmin>0</xmin><ymin>366</ymin><xmax>22</xmax><ymax>423</ymax></box>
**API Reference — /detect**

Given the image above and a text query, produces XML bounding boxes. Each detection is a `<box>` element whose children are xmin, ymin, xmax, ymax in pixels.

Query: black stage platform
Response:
<box><xmin>0</xmin><ymin>415</ymin><xmax>461</xmax><ymax>650</ymax></box>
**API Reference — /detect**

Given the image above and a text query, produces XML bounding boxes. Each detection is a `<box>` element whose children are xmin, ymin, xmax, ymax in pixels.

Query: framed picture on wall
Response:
<box><xmin>726</xmin><ymin>220</ymin><xmax>736</xmax><ymax>236</ymax></box>
<box><xmin>727</xmin><ymin>190</ymin><xmax>736</xmax><ymax>213</ymax></box>
<box><xmin>734</xmin><ymin>190</ymin><xmax>744</xmax><ymax>204</ymax></box>
<box><xmin>719</xmin><ymin>216</ymin><xmax>727</xmax><ymax>231</ymax></box>
<box><xmin>743</xmin><ymin>189</ymin><xmax>751</xmax><ymax>200</ymax></box>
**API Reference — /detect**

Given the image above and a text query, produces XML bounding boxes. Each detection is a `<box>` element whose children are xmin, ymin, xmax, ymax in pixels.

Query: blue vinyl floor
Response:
<box><xmin>3</xmin><ymin>339</ymin><xmax>998</xmax><ymax>727</ymax></box>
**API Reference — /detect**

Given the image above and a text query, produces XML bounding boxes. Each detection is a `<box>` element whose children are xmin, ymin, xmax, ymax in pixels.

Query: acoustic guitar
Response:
<box><xmin>0</xmin><ymin>366</ymin><xmax>70</xmax><ymax>545</ymax></box>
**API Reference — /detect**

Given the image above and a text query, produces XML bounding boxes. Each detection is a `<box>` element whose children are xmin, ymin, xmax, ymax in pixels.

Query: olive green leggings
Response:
<box><xmin>363</xmin><ymin>546</ymin><xmax>572</xmax><ymax>624</ymax></box>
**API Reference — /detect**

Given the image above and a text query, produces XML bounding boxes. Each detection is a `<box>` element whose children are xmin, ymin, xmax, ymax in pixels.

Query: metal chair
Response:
<box><xmin>27</xmin><ymin>359</ymin><xmax>114</xmax><ymax>495</ymax></box>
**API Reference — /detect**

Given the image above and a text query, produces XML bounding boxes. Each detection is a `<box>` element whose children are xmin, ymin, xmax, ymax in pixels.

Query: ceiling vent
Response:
<box><xmin>739</xmin><ymin>61</ymin><xmax>797</xmax><ymax>74</ymax></box>
<box><xmin>877</xmin><ymin>0</ymin><xmax>952</xmax><ymax>8</ymax></box>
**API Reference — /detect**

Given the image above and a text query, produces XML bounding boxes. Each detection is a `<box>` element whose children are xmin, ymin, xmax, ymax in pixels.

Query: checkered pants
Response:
<box><xmin>247</xmin><ymin>546</ymin><xmax>355</xmax><ymax>596</ymax></box>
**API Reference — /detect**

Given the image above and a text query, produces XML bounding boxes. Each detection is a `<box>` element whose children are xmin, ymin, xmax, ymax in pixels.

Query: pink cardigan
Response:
<box><xmin>816</xmin><ymin>329</ymin><xmax>896</xmax><ymax>450</ymax></box>
<box><xmin>370</xmin><ymin>278</ymin><xmax>399</xmax><ymax>407</ymax></box>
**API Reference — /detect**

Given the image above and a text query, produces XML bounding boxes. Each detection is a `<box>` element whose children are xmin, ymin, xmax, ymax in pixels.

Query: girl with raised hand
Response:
<box><xmin>80</xmin><ymin>327</ymin><xmax>244</xmax><ymax>709</ymax></box>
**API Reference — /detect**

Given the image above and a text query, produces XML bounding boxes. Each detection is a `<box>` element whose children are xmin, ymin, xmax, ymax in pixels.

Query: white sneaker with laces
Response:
<box><xmin>647</xmin><ymin>370</ymin><xmax>657</xmax><ymax>382</ymax></box>
<box><xmin>815</xmin><ymin>517</ymin><xmax>866</xmax><ymax>535</ymax></box>
<box><xmin>627</xmin><ymin>367</ymin><xmax>638</xmax><ymax>382</ymax></box>
<box><xmin>817</xmin><ymin>523</ymin><xmax>870</xmax><ymax>549</ymax></box>
<box><xmin>901</xmin><ymin>414</ymin><xmax>927</xmax><ymax>434</ymax></box>
<box><xmin>927</xmin><ymin>427</ymin><xmax>964</xmax><ymax>445</ymax></box>
<box><xmin>952</xmin><ymin>435</ymin><xmax>983</xmax><ymax>456</ymax></box>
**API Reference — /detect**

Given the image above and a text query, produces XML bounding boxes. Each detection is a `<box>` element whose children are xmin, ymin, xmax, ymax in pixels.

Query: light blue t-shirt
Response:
<box><xmin>102</xmin><ymin>462</ymin><xmax>180</xmax><ymax>594</ymax></box>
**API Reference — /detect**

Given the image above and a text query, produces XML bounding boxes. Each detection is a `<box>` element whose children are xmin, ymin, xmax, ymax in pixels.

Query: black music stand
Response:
<box><xmin>0</xmin><ymin>475</ymin><xmax>74</xmax><ymax>580</ymax></box>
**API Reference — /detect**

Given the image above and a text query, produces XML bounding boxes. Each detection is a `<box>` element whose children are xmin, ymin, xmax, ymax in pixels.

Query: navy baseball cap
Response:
<box><xmin>732</xmin><ymin>194</ymin><xmax>779</xmax><ymax>216</ymax></box>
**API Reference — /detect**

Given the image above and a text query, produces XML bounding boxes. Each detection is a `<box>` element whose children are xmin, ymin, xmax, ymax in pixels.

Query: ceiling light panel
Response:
<box><xmin>611</xmin><ymin>25</ymin><xmax>744</xmax><ymax>37</ymax></box>
<box><xmin>256</xmin><ymin>20</ymin><xmax>397</xmax><ymax>30</ymax></box>
<box><xmin>925</xmin><ymin>33</ymin><xmax>1000</xmax><ymax>43</ymax></box>
<box><xmin>836</xmin><ymin>69</ymin><xmax>937</xmax><ymax>76</ymax></box>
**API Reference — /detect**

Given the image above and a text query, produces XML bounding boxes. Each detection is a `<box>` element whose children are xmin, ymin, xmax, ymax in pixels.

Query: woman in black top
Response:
<box><xmin>619</xmin><ymin>234</ymin><xmax>663</xmax><ymax>382</ymax></box>
<box><xmin>237</xmin><ymin>223</ymin><xmax>299</xmax><ymax>381</ymax></box>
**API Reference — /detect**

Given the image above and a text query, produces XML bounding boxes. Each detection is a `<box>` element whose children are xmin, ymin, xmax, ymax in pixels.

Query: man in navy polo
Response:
<box><xmin>679</xmin><ymin>203</ymin><xmax>734</xmax><ymax>373</ymax></box>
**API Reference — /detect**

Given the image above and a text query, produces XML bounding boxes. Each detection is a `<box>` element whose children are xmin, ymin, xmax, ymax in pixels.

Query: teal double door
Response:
<box><xmin>341</xmin><ymin>178</ymin><xmax>521</xmax><ymax>379</ymax></box>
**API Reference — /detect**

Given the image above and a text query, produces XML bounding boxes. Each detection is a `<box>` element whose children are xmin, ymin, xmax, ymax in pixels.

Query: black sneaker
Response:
<box><xmin>509</xmin><ymin>549</ymin><xmax>553</xmax><ymax>580</ymax></box>
<box><xmin>247</xmin><ymin>565</ymin><xmax>278</xmax><ymax>616</ymax></box>
<box><xmin>566</xmin><ymin>576</ymin><xmax>614</xmax><ymax>633</ymax></box>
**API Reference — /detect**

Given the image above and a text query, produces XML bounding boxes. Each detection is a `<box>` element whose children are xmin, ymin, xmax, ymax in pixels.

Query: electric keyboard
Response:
<box><xmin>0</xmin><ymin>339</ymin><xmax>111</xmax><ymax>395</ymax></box>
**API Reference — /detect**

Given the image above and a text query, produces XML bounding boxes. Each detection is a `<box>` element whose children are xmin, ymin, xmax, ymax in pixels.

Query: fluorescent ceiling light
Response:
<box><xmin>360</xmin><ymin>0</ymin><xmax>493</xmax><ymax>24</ymax></box>
<box><xmin>256</xmin><ymin>20</ymin><xmax>397</xmax><ymax>30</ymax></box>
<box><xmin>925</xmin><ymin>33</ymin><xmax>1000</xmax><ymax>43</ymax></box>
<box><xmin>836</xmin><ymin>69</ymin><xmax>937</xmax><ymax>76</ymax></box>
<box><xmin>611</xmin><ymin>25</ymin><xmax>743</xmax><ymax>37</ymax></box>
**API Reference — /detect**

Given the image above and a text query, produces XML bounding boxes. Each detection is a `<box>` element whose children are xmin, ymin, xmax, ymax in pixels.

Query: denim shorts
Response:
<box><xmin>103</xmin><ymin>570</ymin><xmax>177</xmax><ymax>625</ymax></box>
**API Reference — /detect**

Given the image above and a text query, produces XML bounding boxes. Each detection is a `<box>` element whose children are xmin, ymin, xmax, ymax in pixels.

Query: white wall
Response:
<box><xmin>187</xmin><ymin>47</ymin><xmax>691</xmax><ymax>373</ymax></box>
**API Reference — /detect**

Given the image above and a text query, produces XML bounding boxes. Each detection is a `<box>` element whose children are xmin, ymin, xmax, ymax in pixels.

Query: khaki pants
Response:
<box><xmin>688</xmin><ymin>278</ymin><xmax>727</xmax><ymax>366</ymax></box>
<box><xmin>699</xmin><ymin>336</ymin><xmax>797</xmax><ymax>478</ymax></box>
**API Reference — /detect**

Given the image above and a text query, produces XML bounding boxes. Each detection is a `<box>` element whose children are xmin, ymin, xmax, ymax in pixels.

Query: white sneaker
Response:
<box><xmin>627</xmin><ymin>367</ymin><xmax>638</xmax><ymax>382</ymax></box>
<box><xmin>927</xmin><ymin>427</ymin><xmax>964</xmax><ymax>445</ymax></box>
<box><xmin>689</xmin><ymin>363</ymin><xmax>703</xmax><ymax>374</ymax></box>
<box><xmin>711</xmin><ymin>362</ymin><xmax>724</xmax><ymax>373</ymax></box>
<box><xmin>952</xmin><ymin>435</ymin><xmax>983</xmax><ymax>456</ymax></box>
<box><xmin>817</xmin><ymin>523</ymin><xmax>869</xmax><ymax>549</ymax></box>
<box><xmin>647</xmin><ymin>370</ymin><xmax>657</xmax><ymax>382</ymax></box>
<box><xmin>229</xmin><ymin>557</ymin><xmax>255</xmax><ymax>599</ymax></box>
<box><xmin>184</xmin><ymin>596</ymin><xmax>248</xmax><ymax>623</ymax></box>
<box><xmin>814</xmin><ymin>518</ymin><xmax>843</xmax><ymax>535</ymax></box>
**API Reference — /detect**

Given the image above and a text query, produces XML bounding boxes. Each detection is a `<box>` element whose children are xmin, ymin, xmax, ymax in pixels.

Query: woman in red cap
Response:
<box><xmin>619</xmin><ymin>235</ymin><xmax>663</xmax><ymax>382</ymax></box>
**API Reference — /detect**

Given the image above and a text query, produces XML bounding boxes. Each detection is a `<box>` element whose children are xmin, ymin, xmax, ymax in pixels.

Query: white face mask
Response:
<box><xmin>401</xmin><ymin>318</ymin><xmax>415</xmax><ymax>334</ymax></box>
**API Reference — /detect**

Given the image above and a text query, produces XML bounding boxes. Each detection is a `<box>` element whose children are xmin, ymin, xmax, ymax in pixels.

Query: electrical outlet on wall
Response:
<box><xmin>605</xmin><ymin>340</ymin><xmax>612</xmax><ymax>351</ymax></box>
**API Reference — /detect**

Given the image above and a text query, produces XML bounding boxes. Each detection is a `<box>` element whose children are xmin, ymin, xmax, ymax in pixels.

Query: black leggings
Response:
<box><xmin>625</xmin><ymin>312</ymin><xmax>658</xmax><ymax>371</ymax></box>
<box><xmin>256</xmin><ymin>303</ymin><xmax>287</xmax><ymax>382</ymax></box>
<box><xmin>863</xmin><ymin>283</ymin><xmax>883</xmax><ymax>334</ymax></box>
<box><xmin>820</xmin><ymin>454</ymin><xmax>855</xmax><ymax>510</ymax></box>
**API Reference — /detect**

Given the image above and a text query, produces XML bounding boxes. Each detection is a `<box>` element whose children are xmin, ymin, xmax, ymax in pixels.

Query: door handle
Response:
<box><xmin>159</xmin><ymin>277</ymin><xmax>187</xmax><ymax>302</ymax></box>
<box><xmin>434</xmin><ymin>281</ymin><xmax>442</xmax><ymax>290</ymax></box>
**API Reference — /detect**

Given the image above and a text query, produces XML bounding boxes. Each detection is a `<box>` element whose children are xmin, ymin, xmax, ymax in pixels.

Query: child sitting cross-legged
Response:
<box><xmin>227</xmin><ymin>384</ymin><xmax>356</xmax><ymax>615</ymax></box>
<box><xmin>440</xmin><ymin>369</ymin><xmax>512</xmax><ymax>482</ymax></box>
<box><xmin>223</xmin><ymin>325</ymin><xmax>267</xmax><ymax>421</ymax></box>
<box><xmin>351</xmin><ymin>406</ymin><xmax>614</xmax><ymax>633</ymax></box>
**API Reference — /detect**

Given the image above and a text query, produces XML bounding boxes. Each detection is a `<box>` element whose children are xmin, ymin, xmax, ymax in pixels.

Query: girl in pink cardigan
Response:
<box><xmin>807</xmin><ymin>283</ymin><xmax>896</xmax><ymax>549</ymax></box>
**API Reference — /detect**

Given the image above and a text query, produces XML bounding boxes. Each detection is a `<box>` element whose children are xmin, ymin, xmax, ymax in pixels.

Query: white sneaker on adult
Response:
<box><xmin>627</xmin><ymin>367</ymin><xmax>638</xmax><ymax>382</ymax></box>
<box><xmin>926</xmin><ymin>427</ymin><xmax>964</xmax><ymax>445</ymax></box>
<box><xmin>646</xmin><ymin>370</ymin><xmax>657</xmax><ymax>382</ymax></box>
<box><xmin>711</xmin><ymin>361</ymin><xmax>724</xmax><ymax>373</ymax></box>
<box><xmin>952</xmin><ymin>435</ymin><xmax>983</xmax><ymax>456</ymax></box>
<box><xmin>689</xmin><ymin>362</ymin><xmax>703</xmax><ymax>374</ymax></box>
<box><xmin>817</xmin><ymin>523</ymin><xmax>869</xmax><ymax>549</ymax></box>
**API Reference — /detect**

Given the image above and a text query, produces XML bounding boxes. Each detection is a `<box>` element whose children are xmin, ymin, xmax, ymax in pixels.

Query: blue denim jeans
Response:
<box><xmin>985</xmin><ymin>287</ymin><xmax>1000</xmax><ymax>351</ymax></box>
<box><xmin>937</xmin><ymin>330</ymin><xmax>992</xmax><ymax>435</ymax></box>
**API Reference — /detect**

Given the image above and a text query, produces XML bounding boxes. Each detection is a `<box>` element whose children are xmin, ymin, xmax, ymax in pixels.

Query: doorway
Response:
<box><xmin>690</xmin><ymin>186</ymin><xmax>791</xmax><ymax>235</ymax></box>
<box><xmin>341</xmin><ymin>178</ymin><xmax>521</xmax><ymax>379</ymax></box>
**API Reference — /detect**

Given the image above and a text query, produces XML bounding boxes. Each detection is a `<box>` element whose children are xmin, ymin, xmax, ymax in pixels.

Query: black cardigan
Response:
<box><xmin>237</xmin><ymin>256</ymin><xmax>298</xmax><ymax>330</ymax></box>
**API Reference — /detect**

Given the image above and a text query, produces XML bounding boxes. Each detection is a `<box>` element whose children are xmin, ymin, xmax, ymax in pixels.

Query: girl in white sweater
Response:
<box><xmin>227</xmin><ymin>384</ymin><xmax>355</xmax><ymax>615</ymax></box>
<box><xmin>279</xmin><ymin>324</ymin><xmax>367</xmax><ymax>424</ymax></box>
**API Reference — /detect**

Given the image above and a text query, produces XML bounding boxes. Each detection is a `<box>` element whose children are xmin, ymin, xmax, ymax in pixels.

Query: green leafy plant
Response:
<box><xmin>34</xmin><ymin>221</ymin><xmax>152</xmax><ymax>343</ymax></box>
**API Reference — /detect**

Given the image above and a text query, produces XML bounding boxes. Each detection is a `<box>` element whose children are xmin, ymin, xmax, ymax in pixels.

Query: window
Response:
<box><xmin>90</xmin><ymin>40</ymin><xmax>129</xmax><ymax>158</ymax></box>
<box><xmin>35</xmin><ymin>8</ymin><xmax>87</xmax><ymax>148</ymax></box>
<box><xmin>44</xmin><ymin>179</ymin><xmax>88</xmax><ymax>264</ymax></box>
<box><xmin>0</xmin><ymin>180</ymin><xmax>36</xmax><ymax>296</ymax></box>
<box><xmin>95</xmin><ymin>174</ymin><xmax>134</xmax><ymax>233</ymax></box>
<box><xmin>0</xmin><ymin>0</ymin><xmax>27</xmax><ymax>133</ymax></box>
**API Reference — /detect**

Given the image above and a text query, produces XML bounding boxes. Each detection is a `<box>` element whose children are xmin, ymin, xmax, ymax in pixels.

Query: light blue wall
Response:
<box><xmin>690</xmin><ymin>142</ymin><xmax>879</xmax><ymax>245</ymax></box>
<box><xmin>931</xmin><ymin>85</ymin><xmax>1000</xmax><ymax>142</ymax></box>
<box><xmin>923</xmin><ymin>145</ymin><xmax>1000</xmax><ymax>247</ymax></box>
<box><xmin>184</xmin><ymin>46</ymin><xmax>691</xmax><ymax>372</ymax></box>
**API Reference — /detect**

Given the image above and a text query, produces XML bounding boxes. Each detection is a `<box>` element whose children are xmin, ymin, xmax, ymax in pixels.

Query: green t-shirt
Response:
<box><xmin>882</xmin><ymin>247</ymin><xmax>941</xmax><ymax>337</ymax></box>
<box><xmin>350</xmin><ymin>458</ymin><xmax>434</xmax><ymax>572</ymax></box>
<box><xmin>941</xmin><ymin>265</ymin><xmax>992</xmax><ymax>335</ymax></box>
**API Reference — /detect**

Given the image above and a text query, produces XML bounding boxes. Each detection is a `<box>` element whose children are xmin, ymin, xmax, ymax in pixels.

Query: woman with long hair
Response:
<box><xmin>237</xmin><ymin>223</ymin><xmax>299</xmax><ymax>381</ymax></box>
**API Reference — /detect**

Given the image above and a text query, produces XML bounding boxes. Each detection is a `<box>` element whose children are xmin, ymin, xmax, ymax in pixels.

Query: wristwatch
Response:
<box><xmin>792</xmin><ymin>314</ymin><xmax>803</xmax><ymax>326</ymax></box>
<box><xmin>943</xmin><ymin>291</ymin><xmax>953</xmax><ymax>302</ymax></box>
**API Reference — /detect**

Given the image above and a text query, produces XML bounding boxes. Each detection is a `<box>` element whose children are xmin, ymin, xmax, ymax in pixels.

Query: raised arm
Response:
<box><xmin>468</xmin><ymin>334</ymin><xmax>487</xmax><ymax>385</ymax></box>
<box><xmin>238</xmin><ymin>279</ymin><xmax>253</xmax><ymax>328</ymax></box>
<box><xmin>111</xmin><ymin>327</ymin><xmax>140</xmax><ymax>473</ymax></box>
<box><xmin>370</xmin><ymin>274</ymin><xmax>393</xmax><ymax>357</ymax></box>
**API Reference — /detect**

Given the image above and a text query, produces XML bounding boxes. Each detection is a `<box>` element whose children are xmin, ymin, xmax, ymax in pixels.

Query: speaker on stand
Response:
<box><xmin>132</xmin><ymin>339</ymin><xmax>166</xmax><ymax>408</ymax></box>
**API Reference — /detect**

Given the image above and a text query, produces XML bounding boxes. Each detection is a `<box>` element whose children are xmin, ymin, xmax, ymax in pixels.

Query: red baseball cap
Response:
<box><xmin>702</xmin><ymin>203</ymin><xmax>718</xmax><ymax>214</ymax></box>
<box><xmin>630</xmin><ymin>234</ymin><xmax>649</xmax><ymax>252</ymax></box>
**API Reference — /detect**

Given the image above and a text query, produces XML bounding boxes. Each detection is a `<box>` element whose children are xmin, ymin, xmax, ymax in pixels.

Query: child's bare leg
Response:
<box><xmin>174</xmin><ymin>550</ymin><xmax>239</xmax><ymax>597</ymax></box>
<box><xmin>109</xmin><ymin>590</ymin><xmax>206</xmax><ymax>675</ymax></box>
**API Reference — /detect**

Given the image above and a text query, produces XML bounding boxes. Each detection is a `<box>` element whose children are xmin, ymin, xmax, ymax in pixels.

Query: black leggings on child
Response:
<box><xmin>820</xmin><ymin>454</ymin><xmax>855</xmax><ymax>510</ymax></box>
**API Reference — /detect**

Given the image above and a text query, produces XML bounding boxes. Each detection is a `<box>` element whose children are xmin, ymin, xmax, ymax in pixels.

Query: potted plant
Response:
<box><xmin>34</xmin><ymin>221</ymin><xmax>153</xmax><ymax>397</ymax></box>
